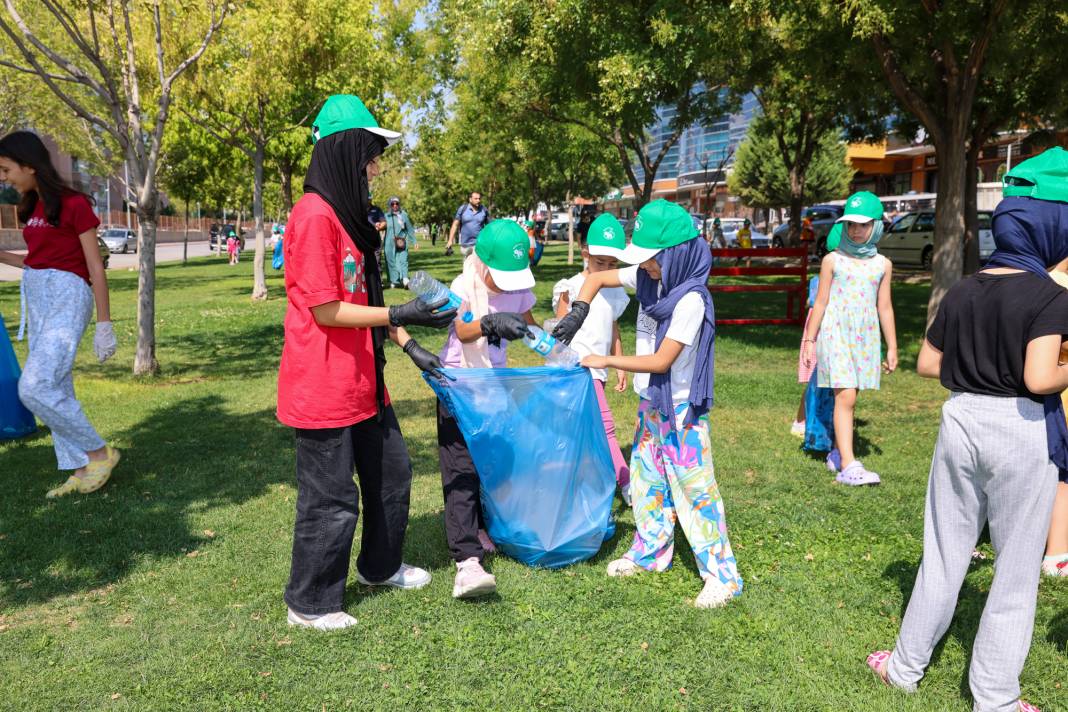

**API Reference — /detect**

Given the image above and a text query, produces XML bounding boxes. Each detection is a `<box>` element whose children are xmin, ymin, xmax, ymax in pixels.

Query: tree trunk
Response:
<box><xmin>182</xmin><ymin>202</ymin><xmax>189</xmax><ymax>265</ymax></box>
<box><xmin>252</xmin><ymin>144</ymin><xmax>267</xmax><ymax>300</ymax></box>
<box><xmin>566</xmin><ymin>191</ymin><xmax>575</xmax><ymax>265</ymax></box>
<box><xmin>135</xmin><ymin>209</ymin><xmax>160</xmax><ymax>376</ymax></box>
<box><xmin>787</xmin><ymin>173</ymin><xmax>805</xmax><ymax>249</ymax></box>
<box><xmin>927</xmin><ymin>133</ymin><xmax>968</xmax><ymax>326</ymax></box>
<box><xmin>962</xmin><ymin>142</ymin><xmax>981</xmax><ymax>275</ymax></box>
<box><xmin>279</xmin><ymin>162</ymin><xmax>294</xmax><ymax>214</ymax></box>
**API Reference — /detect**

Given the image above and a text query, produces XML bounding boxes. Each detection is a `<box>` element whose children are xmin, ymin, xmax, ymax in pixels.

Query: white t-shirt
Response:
<box><xmin>553</xmin><ymin>274</ymin><xmax>629</xmax><ymax>381</ymax></box>
<box><xmin>619</xmin><ymin>266</ymin><xmax>706</xmax><ymax>425</ymax></box>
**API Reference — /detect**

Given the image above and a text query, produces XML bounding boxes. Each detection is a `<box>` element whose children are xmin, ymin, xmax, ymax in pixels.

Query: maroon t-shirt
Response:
<box><xmin>22</xmin><ymin>192</ymin><xmax>100</xmax><ymax>283</ymax></box>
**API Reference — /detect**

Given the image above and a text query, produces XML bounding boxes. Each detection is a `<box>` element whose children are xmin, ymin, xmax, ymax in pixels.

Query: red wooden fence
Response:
<box><xmin>708</xmin><ymin>248</ymin><xmax>809</xmax><ymax>326</ymax></box>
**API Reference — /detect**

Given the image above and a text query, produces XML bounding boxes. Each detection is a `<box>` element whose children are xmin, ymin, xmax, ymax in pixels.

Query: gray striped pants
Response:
<box><xmin>887</xmin><ymin>392</ymin><xmax>1058</xmax><ymax>711</ymax></box>
<box><xmin>17</xmin><ymin>267</ymin><xmax>105</xmax><ymax>471</ymax></box>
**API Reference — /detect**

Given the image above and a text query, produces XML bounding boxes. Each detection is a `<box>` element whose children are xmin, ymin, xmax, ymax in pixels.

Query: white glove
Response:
<box><xmin>94</xmin><ymin>321</ymin><xmax>117</xmax><ymax>363</ymax></box>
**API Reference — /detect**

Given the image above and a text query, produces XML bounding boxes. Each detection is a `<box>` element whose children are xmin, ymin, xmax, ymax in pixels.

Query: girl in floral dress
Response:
<box><xmin>802</xmin><ymin>191</ymin><xmax>897</xmax><ymax>486</ymax></box>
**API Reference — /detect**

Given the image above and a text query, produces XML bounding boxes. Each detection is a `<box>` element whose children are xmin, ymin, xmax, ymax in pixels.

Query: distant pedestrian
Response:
<box><xmin>384</xmin><ymin>196</ymin><xmax>415</xmax><ymax>288</ymax></box>
<box><xmin>445</xmin><ymin>191</ymin><xmax>489</xmax><ymax>257</ymax></box>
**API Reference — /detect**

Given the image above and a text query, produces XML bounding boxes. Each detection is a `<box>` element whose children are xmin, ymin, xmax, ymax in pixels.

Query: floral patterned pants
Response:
<box><xmin>623</xmin><ymin>399</ymin><xmax>743</xmax><ymax>595</ymax></box>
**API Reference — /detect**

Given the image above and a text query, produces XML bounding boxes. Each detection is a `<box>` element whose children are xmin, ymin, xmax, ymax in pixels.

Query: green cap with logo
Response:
<box><xmin>837</xmin><ymin>191</ymin><xmax>884</xmax><ymax>224</ymax></box>
<box><xmin>1002</xmin><ymin>147</ymin><xmax>1068</xmax><ymax>202</ymax></box>
<box><xmin>585</xmin><ymin>213</ymin><xmax>626</xmax><ymax>258</ymax></box>
<box><xmin>311</xmin><ymin>95</ymin><xmax>402</xmax><ymax>146</ymax></box>
<box><xmin>475</xmin><ymin>219</ymin><xmax>535</xmax><ymax>291</ymax></box>
<box><xmin>620</xmin><ymin>199</ymin><xmax>700</xmax><ymax>264</ymax></box>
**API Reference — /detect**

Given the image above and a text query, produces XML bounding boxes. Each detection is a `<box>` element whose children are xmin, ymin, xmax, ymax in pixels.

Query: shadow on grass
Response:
<box><xmin>0</xmin><ymin>395</ymin><xmax>291</xmax><ymax>608</ymax></box>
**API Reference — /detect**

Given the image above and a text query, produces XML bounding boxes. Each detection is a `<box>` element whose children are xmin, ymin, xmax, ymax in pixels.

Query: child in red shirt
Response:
<box><xmin>0</xmin><ymin>131</ymin><xmax>119</xmax><ymax>498</ymax></box>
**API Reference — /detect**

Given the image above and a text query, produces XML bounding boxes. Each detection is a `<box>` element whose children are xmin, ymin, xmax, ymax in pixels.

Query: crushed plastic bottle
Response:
<box><xmin>408</xmin><ymin>271</ymin><xmax>473</xmax><ymax>322</ymax></box>
<box><xmin>523</xmin><ymin>325</ymin><xmax>581</xmax><ymax>367</ymax></box>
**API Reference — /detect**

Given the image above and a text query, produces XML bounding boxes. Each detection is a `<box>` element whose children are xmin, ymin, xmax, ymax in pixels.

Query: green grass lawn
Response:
<box><xmin>0</xmin><ymin>244</ymin><xmax>1065</xmax><ymax>711</ymax></box>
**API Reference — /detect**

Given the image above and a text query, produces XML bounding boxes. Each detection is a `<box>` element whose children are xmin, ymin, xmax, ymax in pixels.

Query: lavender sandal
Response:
<box><xmin>836</xmin><ymin>460</ymin><xmax>881</xmax><ymax>486</ymax></box>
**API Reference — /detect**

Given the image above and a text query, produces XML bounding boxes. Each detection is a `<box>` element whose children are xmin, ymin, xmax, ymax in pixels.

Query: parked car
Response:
<box><xmin>549</xmin><ymin>214</ymin><xmax>573</xmax><ymax>241</ymax></box>
<box><xmin>100</xmin><ymin>226</ymin><xmax>137</xmax><ymax>254</ymax></box>
<box><xmin>772</xmin><ymin>205</ymin><xmax>843</xmax><ymax>252</ymax></box>
<box><xmin>97</xmin><ymin>237</ymin><xmax>110</xmax><ymax>269</ymax></box>
<box><xmin>881</xmin><ymin>210</ymin><xmax>994</xmax><ymax>269</ymax></box>
<box><xmin>209</xmin><ymin>224</ymin><xmax>246</xmax><ymax>251</ymax></box>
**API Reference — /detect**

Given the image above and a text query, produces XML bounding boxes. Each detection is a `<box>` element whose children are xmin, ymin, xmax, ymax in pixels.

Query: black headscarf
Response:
<box><xmin>303</xmin><ymin>128</ymin><xmax>389</xmax><ymax>414</ymax></box>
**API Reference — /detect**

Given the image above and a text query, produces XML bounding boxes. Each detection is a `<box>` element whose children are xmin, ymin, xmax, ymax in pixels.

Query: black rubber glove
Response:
<box><xmin>551</xmin><ymin>301</ymin><xmax>590</xmax><ymax>344</ymax></box>
<box><xmin>480</xmin><ymin>312</ymin><xmax>532</xmax><ymax>347</ymax></box>
<box><xmin>403</xmin><ymin>338</ymin><xmax>448</xmax><ymax>380</ymax></box>
<box><xmin>388</xmin><ymin>296</ymin><xmax>457</xmax><ymax>329</ymax></box>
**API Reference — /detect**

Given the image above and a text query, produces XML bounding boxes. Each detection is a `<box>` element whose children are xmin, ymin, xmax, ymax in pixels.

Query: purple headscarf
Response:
<box><xmin>636</xmin><ymin>236</ymin><xmax>715</xmax><ymax>429</ymax></box>
<box><xmin>986</xmin><ymin>196</ymin><xmax>1068</xmax><ymax>480</ymax></box>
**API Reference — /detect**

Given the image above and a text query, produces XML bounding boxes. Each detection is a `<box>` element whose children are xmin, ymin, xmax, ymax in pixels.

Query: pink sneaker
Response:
<box><xmin>1019</xmin><ymin>702</ymin><xmax>1041</xmax><ymax>712</ymax></box>
<box><xmin>452</xmin><ymin>557</ymin><xmax>496</xmax><ymax>599</ymax></box>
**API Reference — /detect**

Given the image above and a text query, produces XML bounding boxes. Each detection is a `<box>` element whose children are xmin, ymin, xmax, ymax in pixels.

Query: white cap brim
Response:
<box><xmin>587</xmin><ymin>244</ymin><xmax>626</xmax><ymax>258</ymax></box>
<box><xmin>837</xmin><ymin>214</ymin><xmax>876</xmax><ymax>224</ymax></box>
<box><xmin>620</xmin><ymin>242</ymin><xmax>661</xmax><ymax>265</ymax></box>
<box><xmin>366</xmin><ymin>126</ymin><xmax>403</xmax><ymax>147</ymax></box>
<box><xmin>488</xmin><ymin>266</ymin><xmax>535</xmax><ymax>291</ymax></box>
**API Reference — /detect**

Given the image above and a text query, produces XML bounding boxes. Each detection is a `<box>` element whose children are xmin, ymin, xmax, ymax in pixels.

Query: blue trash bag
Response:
<box><xmin>0</xmin><ymin>312</ymin><xmax>36</xmax><ymax>440</ymax></box>
<box><xmin>272</xmin><ymin>237</ymin><xmax>284</xmax><ymax>270</ymax></box>
<box><xmin>802</xmin><ymin>377</ymin><xmax>835</xmax><ymax>453</ymax></box>
<box><xmin>424</xmin><ymin>365</ymin><xmax>616</xmax><ymax>569</ymax></box>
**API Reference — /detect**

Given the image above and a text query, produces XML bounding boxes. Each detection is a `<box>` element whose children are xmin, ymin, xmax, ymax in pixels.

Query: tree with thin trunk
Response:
<box><xmin>850</xmin><ymin>0</ymin><xmax>1012</xmax><ymax>323</ymax></box>
<box><xmin>182</xmin><ymin>0</ymin><xmax>387</xmax><ymax>300</ymax></box>
<box><xmin>0</xmin><ymin>0</ymin><xmax>227</xmax><ymax>374</ymax></box>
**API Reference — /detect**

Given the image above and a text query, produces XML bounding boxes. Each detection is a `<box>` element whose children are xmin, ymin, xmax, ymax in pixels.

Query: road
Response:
<box><xmin>0</xmin><ymin>240</ymin><xmax>220</xmax><ymax>281</ymax></box>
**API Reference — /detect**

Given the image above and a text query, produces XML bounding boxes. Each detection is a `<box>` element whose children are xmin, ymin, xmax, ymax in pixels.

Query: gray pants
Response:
<box><xmin>887</xmin><ymin>392</ymin><xmax>1058</xmax><ymax>711</ymax></box>
<box><xmin>18</xmin><ymin>268</ymin><xmax>105</xmax><ymax>471</ymax></box>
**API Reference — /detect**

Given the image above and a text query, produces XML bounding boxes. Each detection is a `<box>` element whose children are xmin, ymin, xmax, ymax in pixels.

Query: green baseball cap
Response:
<box><xmin>837</xmin><ymin>191</ymin><xmax>884</xmax><ymax>224</ymax></box>
<box><xmin>620</xmin><ymin>199</ymin><xmax>699</xmax><ymax>264</ymax></box>
<box><xmin>311</xmin><ymin>95</ymin><xmax>402</xmax><ymax>146</ymax></box>
<box><xmin>586</xmin><ymin>213</ymin><xmax>626</xmax><ymax>258</ymax></box>
<box><xmin>475</xmin><ymin>219</ymin><xmax>535</xmax><ymax>291</ymax></box>
<box><xmin>826</xmin><ymin>222</ymin><xmax>843</xmax><ymax>251</ymax></box>
<box><xmin>1002</xmin><ymin>147</ymin><xmax>1068</xmax><ymax>202</ymax></box>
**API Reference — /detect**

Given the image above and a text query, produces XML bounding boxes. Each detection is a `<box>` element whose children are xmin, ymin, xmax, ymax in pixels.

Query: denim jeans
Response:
<box><xmin>284</xmin><ymin>406</ymin><xmax>413</xmax><ymax>615</ymax></box>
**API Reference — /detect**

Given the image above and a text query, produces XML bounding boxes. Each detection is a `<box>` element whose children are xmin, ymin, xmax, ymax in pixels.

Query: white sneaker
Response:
<box><xmin>606</xmin><ymin>558</ymin><xmax>641</xmax><ymax>577</ymax></box>
<box><xmin>790</xmin><ymin>420</ymin><xmax>805</xmax><ymax>438</ymax></box>
<box><xmin>452</xmin><ymin>557</ymin><xmax>496</xmax><ymax>598</ymax></box>
<box><xmin>287</xmin><ymin>608</ymin><xmax>357</xmax><ymax>630</ymax></box>
<box><xmin>621</xmin><ymin>485</ymin><xmax>632</xmax><ymax>508</ymax></box>
<box><xmin>356</xmin><ymin>562</ymin><xmax>431</xmax><ymax>589</ymax></box>
<box><xmin>695</xmin><ymin>577</ymin><xmax>735</xmax><ymax>609</ymax></box>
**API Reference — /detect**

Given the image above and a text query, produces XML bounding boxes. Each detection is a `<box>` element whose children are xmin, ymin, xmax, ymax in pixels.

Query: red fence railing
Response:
<box><xmin>708</xmin><ymin>248</ymin><xmax>809</xmax><ymax>326</ymax></box>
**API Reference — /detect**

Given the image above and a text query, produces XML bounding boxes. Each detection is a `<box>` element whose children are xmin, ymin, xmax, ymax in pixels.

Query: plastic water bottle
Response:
<box><xmin>523</xmin><ymin>325</ymin><xmax>581</xmax><ymax>367</ymax></box>
<box><xmin>408</xmin><ymin>271</ymin><xmax>473</xmax><ymax>322</ymax></box>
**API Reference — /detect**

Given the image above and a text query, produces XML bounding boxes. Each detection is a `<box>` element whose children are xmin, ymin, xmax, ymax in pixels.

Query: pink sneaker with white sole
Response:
<box><xmin>1018</xmin><ymin>702</ymin><xmax>1041</xmax><ymax>712</ymax></box>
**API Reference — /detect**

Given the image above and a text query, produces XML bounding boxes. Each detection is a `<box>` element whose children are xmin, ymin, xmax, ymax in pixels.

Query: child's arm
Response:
<box><xmin>878</xmin><ymin>259</ymin><xmax>898</xmax><ymax>373</ymax></box>
<box><xmin>800</xmin><ymin>255</ymin><xmax>836</xmax><ymax>367</ymax></box>
<box><xmin>916</xmin><ymin>339</ymin><xmax>942</xmax><ymax>379</ymax></box>
<box><xmin>574</xmin><ymin>269</ymin><xmax>624</xmax><ymax>303</ymax></box>
<box><xmin>1023</xmin><ymin>334</ymin><xmax>1068</xmax><ymax>395</ymax></box>
<box><xmin>583</xmin><ymin>337</ymin><xmax>684</xmax><ymax>375</ymax></box>
<box><xmin>612</xmin><ymin>321</ymin><xmax>627</xmax><ymax>391</ymax></box>
<box><xmin>555</xmin><ymin>290</ymin><xmax>570</xmax><ymax>318</ymax></box>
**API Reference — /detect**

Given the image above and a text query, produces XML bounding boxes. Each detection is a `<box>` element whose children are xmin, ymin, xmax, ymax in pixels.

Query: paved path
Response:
<box><xmin>0</xmin><ymin>240</ymin><xmax>218</xmax><ymax>281</ymax></box>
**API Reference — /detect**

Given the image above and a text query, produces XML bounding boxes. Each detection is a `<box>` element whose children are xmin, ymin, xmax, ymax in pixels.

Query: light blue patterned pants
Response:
<box><xmin>18</xmin><ymin>268</ymin><xmax>105</xmax><ymax>471</ymax></box>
